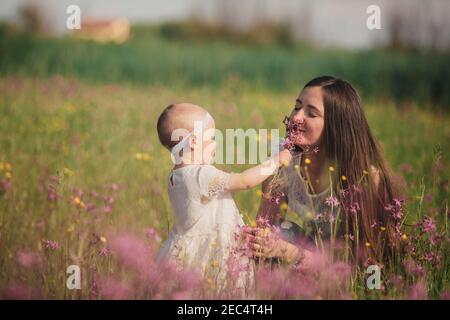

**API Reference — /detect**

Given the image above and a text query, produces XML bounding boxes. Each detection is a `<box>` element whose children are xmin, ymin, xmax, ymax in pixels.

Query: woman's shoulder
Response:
<box><xmin>370</xmin><ymin>165</ymin><xmax>381</xmax><ymax>188</ymax></box>
<box><xmin>261</xmin><ymin>152</ymin><xmax>301</xmax><ymax>194</ymax></box>
<box><xmin>281</xmin><ymin>152</ymin><xmax>302</xmax><ymax>176</ymax></box>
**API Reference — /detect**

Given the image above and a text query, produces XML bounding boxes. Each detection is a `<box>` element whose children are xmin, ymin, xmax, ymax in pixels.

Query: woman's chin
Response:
<box><xmin>295</xmin><ymin>142</ymin><xmax>311</xmax><ymax>150</ymax></box>
<box><xmin>295</xmin><ymin>137</ymin><xmax>319</xmax><ymax>149</ymax></box>
<box><xmin>293</xmin><ymin>136</ymin><xmax>308</xmax><ymax>146</ymax></box>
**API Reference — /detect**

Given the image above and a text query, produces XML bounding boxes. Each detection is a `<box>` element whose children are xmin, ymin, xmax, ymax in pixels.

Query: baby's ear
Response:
<box><xmin>188</xmin><ymin>135</ymin><xmax>197</xmax><ymax>150</ymax></box>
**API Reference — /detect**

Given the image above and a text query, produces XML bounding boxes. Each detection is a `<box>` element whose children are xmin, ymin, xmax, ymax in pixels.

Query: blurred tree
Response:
<box><xmin>19</xmin><ymin>3</ymin><xmax>49</xmax><ymax>34</ymax></box>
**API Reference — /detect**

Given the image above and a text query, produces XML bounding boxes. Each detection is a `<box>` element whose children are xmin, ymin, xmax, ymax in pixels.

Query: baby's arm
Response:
<box><xmin>227</xmin><ymin>149</ymin><xmax>292</xmax><ymax>191</ymax></box>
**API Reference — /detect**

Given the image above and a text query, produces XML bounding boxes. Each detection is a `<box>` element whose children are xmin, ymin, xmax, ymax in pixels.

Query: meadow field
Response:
<box><xmin>0</xmin><ymin>25</ymin><xmax>449</xmax><ymax>299</ymax></box>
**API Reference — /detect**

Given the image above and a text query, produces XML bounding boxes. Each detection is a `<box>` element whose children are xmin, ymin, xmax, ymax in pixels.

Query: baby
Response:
<box><xmin>156</xmin><ymin>103</ymin><xmax>291</xmax><ymax>296</ymax></box>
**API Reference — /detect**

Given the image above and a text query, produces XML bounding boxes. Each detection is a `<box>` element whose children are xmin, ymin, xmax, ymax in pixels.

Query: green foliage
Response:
<box><xmin>1</xmin><ymin>24</ymin><xmax>449</xmax><ymax>109</ymax></box>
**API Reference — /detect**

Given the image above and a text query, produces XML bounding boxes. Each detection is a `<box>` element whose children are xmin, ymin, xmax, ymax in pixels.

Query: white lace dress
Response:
<box><xmin>156</xmin><ymin>165</ymin><xmax>254</xmax><ymax>295</ymax></box>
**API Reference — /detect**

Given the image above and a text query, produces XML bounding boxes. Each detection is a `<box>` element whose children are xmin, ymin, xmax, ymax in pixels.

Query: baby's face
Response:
<box><xmin>200</xmin><ymin>119</ymin><xmax>216</xmax><ymax>164</ymax></box>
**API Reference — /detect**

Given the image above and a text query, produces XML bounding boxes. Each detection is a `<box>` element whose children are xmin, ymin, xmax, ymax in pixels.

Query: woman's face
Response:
<box><xmin>289</xmin><ymin>86</ymin><xmax>325</xmax><ymax>148</ymax></box>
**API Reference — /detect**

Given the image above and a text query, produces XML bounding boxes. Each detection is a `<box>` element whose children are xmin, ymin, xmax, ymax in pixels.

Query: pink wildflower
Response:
<box><xmin>421</xmin><ymin>216</ymin><xmax>436</xmax><ymax>233</ymax></box>
<box><xmin>325</xmin><ymin>195</ymin><xmax>340</xmax><ymax>207</ymax></box>
<box><xmin>43</xmin><ymin>239</ymin><xmax>60</xmax><ymax>250</ymax></box>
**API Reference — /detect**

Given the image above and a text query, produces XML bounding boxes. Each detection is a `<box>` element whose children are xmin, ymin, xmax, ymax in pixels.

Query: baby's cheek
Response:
<box><xmin>203</xmin><ymin>141</ymin><xmax>216</xmax><ymax>160</ymax></box>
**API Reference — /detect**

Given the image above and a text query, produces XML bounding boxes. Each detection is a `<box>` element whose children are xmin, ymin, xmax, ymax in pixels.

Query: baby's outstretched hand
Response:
<box><xmin>278</xmin><ymin>149</ymin><xmax>292</xmax><ymax>167</ymax></box>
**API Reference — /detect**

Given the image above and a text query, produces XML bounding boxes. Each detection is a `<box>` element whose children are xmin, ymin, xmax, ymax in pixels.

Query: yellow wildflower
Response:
<box><xmin>135</xmin><ymin>153</ymin><xmax>143</xmax><ymax>160</ymax></box>
<box><xmin>63</xmin><ymin>167</ymin><xmax>74</xmax><ymax>177</ymax></box>
<box><xmin>67</xmin><ymin>224</ymin><xmax>75</xmax><ymax>233</ymax></box>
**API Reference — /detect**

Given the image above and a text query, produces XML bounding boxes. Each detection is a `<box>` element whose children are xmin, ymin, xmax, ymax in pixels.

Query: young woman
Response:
<box><xmin>247</xmin><ymin>76</ymin><xmax>401</xmax><ymax>266</ymax></box>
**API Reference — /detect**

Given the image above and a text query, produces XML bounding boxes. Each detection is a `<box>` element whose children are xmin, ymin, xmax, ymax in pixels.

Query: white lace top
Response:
<box><xmin>277</xmin><ymin>152</ymin><xmax>339</xmax><ymax>239</ymax></box>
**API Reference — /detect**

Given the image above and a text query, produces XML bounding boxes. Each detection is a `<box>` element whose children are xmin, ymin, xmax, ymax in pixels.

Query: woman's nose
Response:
<box><xmin>292</xmin><ymin>111</ymin><xmax>306</xmax><ymax>125</ymax></box>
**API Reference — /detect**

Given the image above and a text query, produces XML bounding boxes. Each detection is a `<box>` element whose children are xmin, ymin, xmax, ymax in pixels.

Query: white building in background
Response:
<box><xmin>0</xmin><ymin>0</ymin><xmax>449</xmax><ymax>50</ymax></box>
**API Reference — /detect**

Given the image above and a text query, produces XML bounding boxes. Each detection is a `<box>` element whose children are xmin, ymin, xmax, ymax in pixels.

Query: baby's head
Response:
<box><xmin>157</xmin><ymin>103</ymin><xmax>216</xmax><ymax>165</ymax></box>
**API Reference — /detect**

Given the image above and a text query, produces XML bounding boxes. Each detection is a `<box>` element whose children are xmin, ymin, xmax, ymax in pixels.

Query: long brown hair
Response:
<box><xmin>304</xmin><ymin>76</ymin><xmax>401</xmax><ymax>263</ymax></box>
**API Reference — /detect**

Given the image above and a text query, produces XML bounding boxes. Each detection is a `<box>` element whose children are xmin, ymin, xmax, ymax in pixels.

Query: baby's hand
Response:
<box><xmin>278</xmin><ymin>149</ymin><xmax>292</xmax><ymax>167</ymax></box>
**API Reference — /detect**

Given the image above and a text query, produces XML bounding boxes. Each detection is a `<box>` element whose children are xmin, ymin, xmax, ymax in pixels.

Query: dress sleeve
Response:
<box><xmin>197</xmin><ymin>165</ymin><xmax>231</xmax><ymax>199</ymax></box>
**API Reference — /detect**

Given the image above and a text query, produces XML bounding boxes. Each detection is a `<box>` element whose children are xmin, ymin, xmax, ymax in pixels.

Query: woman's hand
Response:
<box><xmin>244</xmin><ymin>227</ymin><xmax>301</xmax><ymax>263</ymax></box>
